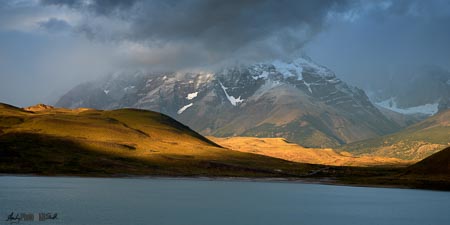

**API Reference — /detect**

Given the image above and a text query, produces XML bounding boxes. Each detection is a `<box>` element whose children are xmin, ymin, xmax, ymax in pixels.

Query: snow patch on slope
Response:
<box><xmin>186</xmin><ymin>92</ymin><xmax>198</xmax><ymax>100</ymax></box>
<box><xmin>376</xmin><ymin>98</ymin><xmax>439</xmax><ymax>115</ymax></box>
<box><xmin>218</xmin><ymin>81</ymin><xmax>244</xmax><ymax>106</ymax></box>
<box><xmin>303</xmin><ymin>81</ymin><xmax>313</xmax><ymax>93</ymax></box>
<box><xmin>145</xmin><ymin>79</ymin><xmax>153</xmax><ymax>87</ymax></box>
<box><xmin>195</xmin><ymin>73</ymin><xmax>214</xmax><ymax>89</ymax></box>
<box><xmin>177</xmin><ymin>103</ymin><xmax>193</xmax><ymax>114</ymax></box>
<box><xmin>252</xmin><ymin>71</ymin><xmax>269</xmax><ymax>80</ymax></box>
<box><xmin>123</xmin><ymin>86</ymin><xmax>135</xmax><ymax>92</ymax></box>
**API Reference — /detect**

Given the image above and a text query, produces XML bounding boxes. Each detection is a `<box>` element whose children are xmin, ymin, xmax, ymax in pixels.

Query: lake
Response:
<box><xmin>0</xmin><ymin>176</ymin><xmax>449</xmax><ymax>225</ymax></box>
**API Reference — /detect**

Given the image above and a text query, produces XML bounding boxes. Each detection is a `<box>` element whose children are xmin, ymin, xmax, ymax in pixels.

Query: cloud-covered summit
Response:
<box><xmin>41</xmin><ymin>0</ymin><xmax>353</xmax><ymax>67</ymax></box>
<box><xmin>0</xmin><ymin>0</ymin><xmax>450</xmax><ymax>106</ymax></box>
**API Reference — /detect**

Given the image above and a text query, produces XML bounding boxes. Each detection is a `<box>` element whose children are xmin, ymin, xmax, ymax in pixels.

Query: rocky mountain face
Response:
<box><xmin>56</xmin><ymin>57</ymin><xmax>400</xmax><ymax>147</ymax></box>
<box><xmin>371</xmin><ymin>66</ymin><xmax>450</xmax><ymax>116</ymax></box>
<box><xmin>340</xmin><ymin>109</ymin><xmax>450</xmax><ymax>160</ymax></box>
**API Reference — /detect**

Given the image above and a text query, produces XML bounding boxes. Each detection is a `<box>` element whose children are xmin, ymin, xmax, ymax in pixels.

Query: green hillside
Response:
<box><xmin>338</xmin><ymin>109</ymin><xmax>450</xmax><ymax>160</ymax></box>
<box><xmin>0</xmin><ymin>103</ymin><xmax>317</xmax><ymax>177</ymax></box>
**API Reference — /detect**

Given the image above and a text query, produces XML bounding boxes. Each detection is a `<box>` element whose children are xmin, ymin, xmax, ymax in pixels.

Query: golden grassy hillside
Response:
<box><xmin>0</xmin><ymin>103</ymin><xmax>319</xmax><ymax>177</ymax></box>
<box><xmin>210</xmin><ymin>136</ymin><xmax>412</xmax><ymax>167</ymax></box>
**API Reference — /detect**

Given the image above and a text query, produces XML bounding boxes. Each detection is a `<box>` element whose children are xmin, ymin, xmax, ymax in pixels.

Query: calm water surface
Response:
<box><xmin>0</xmin><ymin>176</ymin><xmax>449</xmax><ymax>225</ymax></box>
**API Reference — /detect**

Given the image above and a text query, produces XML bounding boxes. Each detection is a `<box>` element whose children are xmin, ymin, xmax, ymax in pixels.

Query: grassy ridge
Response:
<box><xmin>0</xmin><ymin>103</ymin><xmax>319</xmax><ymax>177</ymax></box>
<box><xmin>339</xmin><ymin>109</ymin><xmax>450</xmax><ymax>160</ymax></box>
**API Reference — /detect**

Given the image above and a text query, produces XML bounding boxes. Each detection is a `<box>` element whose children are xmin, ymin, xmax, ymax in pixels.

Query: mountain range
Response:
<box><xmin>371</xmin><ymin>65</ymin><xmax>450</xmax><ymax>116</ymax></box>
<box><xmin>56</xmin><ymin>57</ymin><xmax>402</xmax><ymax>148</ymax></box>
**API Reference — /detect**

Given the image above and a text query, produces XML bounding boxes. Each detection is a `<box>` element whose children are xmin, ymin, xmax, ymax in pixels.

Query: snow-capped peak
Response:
<box><xmin>272</xmin><ymin>60</ymin><xmax>303</xmax><ymax>80</ymax></box>
<box><xmin>293</xmin><ymin>57</ymin><xmax>335</xmax><ymax>78</ymax></box>
<box><xmin>249</xmin><ymin>57</ymin><xmax>335</xmax><ymax>82</ymax></box>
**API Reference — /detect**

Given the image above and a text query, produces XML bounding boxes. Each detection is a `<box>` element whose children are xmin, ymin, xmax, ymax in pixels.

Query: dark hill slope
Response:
<box><xmin>405</xmin><ymin>146</ymin><xmax>450</xmax><ymax>177</ymax></box>
<box><xmin>336</xmin><ymin>147</ymin><xmax>450</xmax><ymax>190</ymax></box>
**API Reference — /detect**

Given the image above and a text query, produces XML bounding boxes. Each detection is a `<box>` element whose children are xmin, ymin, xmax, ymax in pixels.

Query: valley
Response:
<box><xmin>210</xmin><ymin>136</ymin><xmax>412</xmax><ymax>167</ymax></box>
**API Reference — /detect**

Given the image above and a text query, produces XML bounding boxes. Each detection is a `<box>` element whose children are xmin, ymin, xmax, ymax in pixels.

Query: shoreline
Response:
<box><xmin>2</xmin><ymin>173</ymin><xmax>442</xmax><ymax>192</ymax></box>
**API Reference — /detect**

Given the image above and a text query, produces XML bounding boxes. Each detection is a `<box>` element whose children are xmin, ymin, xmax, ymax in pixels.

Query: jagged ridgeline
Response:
<box><xmin>56</xmin><ymin>57</ymin><xmax>400</xmax><ymax>148</ymax></box>
<box><xmin>371</xmin><ymin>65</ymin><xmax>450</xmax><ymax>115</ymax></box>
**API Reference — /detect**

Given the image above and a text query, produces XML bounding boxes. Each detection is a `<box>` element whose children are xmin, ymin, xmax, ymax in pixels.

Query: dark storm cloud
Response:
<box><xmin>40</xmin><ymin>0</ymin><xmax>355</xmax><ymax>67</ymax></box>
<box><xmin>305</xmin><ymin>0</ymin><xmax>450</xmax><ymax>90</ymax></box>
<box><xmin>41</xmin><ymin>0</ymin><xmax>138</xmax><ymax>15</ymax></box>
<box><xmin>38</xmin><ymin>18</ymin><xmax>72</xmax><ymax>33</ymax></box>
<box><xmin>3</xmin><ymin>0</ymin><xmax>450</xmax><ymax>106</ymax></box>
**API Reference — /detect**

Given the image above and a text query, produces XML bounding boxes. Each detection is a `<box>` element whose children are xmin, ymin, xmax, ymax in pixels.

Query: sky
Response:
<box><xmin>1</xmin><ymin>0</ymin><xmax>450</xmax><ymax>106</ymax></box>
